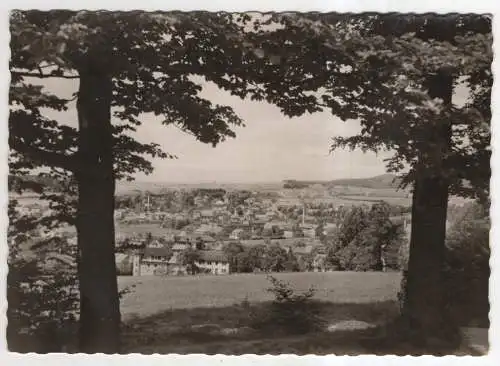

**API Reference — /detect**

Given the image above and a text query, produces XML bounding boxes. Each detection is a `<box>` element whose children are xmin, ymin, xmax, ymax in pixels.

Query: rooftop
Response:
<box><xmin>198</xmin><ymin>250</ymin><xmax>228</xmax><ymax>263</ymax></box>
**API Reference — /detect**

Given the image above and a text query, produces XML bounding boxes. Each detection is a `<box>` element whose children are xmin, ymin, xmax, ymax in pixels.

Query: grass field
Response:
<box><xmin>116</xmin><ymin>223</ymin><xmax>167</xmax><ymax>237</ymax></box>
<box><xmin>119</xmin><ymin>272</ymin><xmax>479</xmax><ymax>355</ymax></box>
<box><xmin>277</xmin><ymin>195</ymin><xmax>411</xmax><ymax>207</ymax></box>
<box><xmin>118</xmin><ymin>271</ymin><xmax>402</xmax><ymax>319</ymax></box>
<box><xmin>338</xmin><ymin>195</ymin><xmax>411</xmax><ymax>206</ymax></box>
<box><xmin>119</xmin><ymin>271</ymin><xmax>404</xmax><ymax>354</ymax></box>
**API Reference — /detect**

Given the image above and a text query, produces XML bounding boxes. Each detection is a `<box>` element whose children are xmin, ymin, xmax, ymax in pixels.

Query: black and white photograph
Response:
<box><xmin>5</xmin><ymin>6</ymin><xmax>493</xmax><ymax>356</ymax></box>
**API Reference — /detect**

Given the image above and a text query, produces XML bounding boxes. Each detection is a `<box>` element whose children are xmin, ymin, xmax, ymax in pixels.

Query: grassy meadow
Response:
<box><xmin>119</xmin><ymin>272</ymin><xmax>480</xmax><ymax>355</ymax></box>
<box><xmin>118</xmin><ymin>271</ymin><xmax>402</xmax><ymax>319</ymax></box>
<box><xmin>119</xmin><ymin>271</ymin><xmax>406</xmax><ymax>354</ymax></box>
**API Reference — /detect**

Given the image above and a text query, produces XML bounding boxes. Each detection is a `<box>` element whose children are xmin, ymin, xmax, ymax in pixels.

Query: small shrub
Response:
<box><xmin>250</xmin><ymin>275</ymin><xmax>326</xmax><ymax>335</ymax></box>
<box><xmin>240</xmin><ymin>295</ymin><xmax>251</xmax><ymax>310</ymax></box>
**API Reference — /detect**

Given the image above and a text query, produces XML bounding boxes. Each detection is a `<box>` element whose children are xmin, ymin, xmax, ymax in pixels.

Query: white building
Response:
<box><xmin>132</xmin><ymin>243</ymin><xmax>230</xmax><ymax>276</ymax></box>
<box><xmin>196</xmin><ymin>250</ymin><xmax>230</xmax><ymax>275</ymax></box>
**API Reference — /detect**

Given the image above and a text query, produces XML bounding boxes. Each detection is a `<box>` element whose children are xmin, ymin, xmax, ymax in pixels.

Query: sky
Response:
<box><xmin>22</xmin><ymin>8</ymin><xmax>473</xmax><ymax>185</ymax></box>
<box><xmin>38</xmin><ymin>76</ymin><xmax>393</xmax><ymax>183</ymax></box>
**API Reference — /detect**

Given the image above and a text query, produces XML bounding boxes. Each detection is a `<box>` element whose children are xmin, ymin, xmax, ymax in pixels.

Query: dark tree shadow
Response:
<box><xmin>120</xmin><ymin>300</ymin><xmax>482</xmax><ymax>355</ymax></box>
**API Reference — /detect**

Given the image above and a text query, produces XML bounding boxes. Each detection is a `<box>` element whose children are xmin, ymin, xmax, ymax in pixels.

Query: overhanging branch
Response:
<box><xmin>10</xmin><ymin>140</ymin><xmax>78</xmax><ymax>172</ymax></box>
<box><xmin>11</xmin><ymin>70</ymin><xmax>80</xmax><ymax>79</ymax></box>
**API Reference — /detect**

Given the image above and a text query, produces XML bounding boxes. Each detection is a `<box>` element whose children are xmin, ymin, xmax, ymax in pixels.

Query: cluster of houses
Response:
<box><xmin>116</xmin><ymin>193</ymin><xmax>306</xmax><ymax>228</ymax></box>
<box><xmin>10</xmin><ymin>183</ymin><xmax>467</xmax><ymax>279</ymax></box>
<box><xmin>113</xmin><ymin>192</ymin><xmax>348</xmax><ymax>276</ymax></box>
<box><xmin>118</xmin><ymin>236</ymin><xmax>231</xmax><ymax>276</ymax></box>
<box><xmin>117</xmin><ymin>214</ymin><xmax>414</xmax><ymax>277</ymax></box>
<box><xmin>112</xmin><ymin>190</ymin><xmax>416</xmax><ymax>276</ymax></box>
<box><xmin>132</xmin><ymin>246</ymin><xmax>230</xmax><ymax>276</ymax></box>
<box><xmin>114</xmin><ymin>191</ymin><xmax>339</xmax><ymax>243</ymax></box>
<box><xmin>118</xmin><ymin>233</ymin><xmax>328</xmax><ymax>277</ymax></box>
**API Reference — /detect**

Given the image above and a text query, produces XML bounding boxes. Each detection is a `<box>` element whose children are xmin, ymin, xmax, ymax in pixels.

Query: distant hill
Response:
<box><xmin>10</xmin><ymin>173</ymin><xmax>403</xmax><ymax>194</ymax></box>
<box><xmin>283</xmin><ymin>174</ymin><xmax>402</xmax><ymax>190</ymax></box>
<box><xmin>328</xmin><ymin>174</ymin><xmax>402</xmax><ymax>189</ymax></box>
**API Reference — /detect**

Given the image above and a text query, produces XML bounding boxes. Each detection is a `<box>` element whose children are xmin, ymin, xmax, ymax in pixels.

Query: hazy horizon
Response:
<box><xmin>121</xmin><ymin>171</ymin><xmax>396</xmax><ymax>185</ymax></box>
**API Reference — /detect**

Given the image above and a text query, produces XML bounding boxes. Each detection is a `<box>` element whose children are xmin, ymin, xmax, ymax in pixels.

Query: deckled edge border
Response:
<box><xmin>0</xmin><ymin>1</ymin><xmax>498</xmax><ymax>365</ymax></box>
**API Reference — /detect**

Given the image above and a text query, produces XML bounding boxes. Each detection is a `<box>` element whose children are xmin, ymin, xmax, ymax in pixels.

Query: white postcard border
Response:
<box><xmin>0</xmin><ymin>1</ymin><xmax>498</xmax><ymax>365</ymax></box>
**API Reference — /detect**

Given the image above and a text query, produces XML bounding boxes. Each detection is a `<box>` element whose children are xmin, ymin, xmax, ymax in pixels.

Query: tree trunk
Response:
<box><xmin>75</xmin><ymin>64</ymin><xmax>121</xmax><ymax>353</ymax></box>
<box><xmin>403</xmin><ymin>69</ymin><xmax>457</xmax><ymax>345</ymax></box>
<box><xmin>404</xmin><ymin>173</ymin><xmax>450</xmax><ymax>336</ymax></box>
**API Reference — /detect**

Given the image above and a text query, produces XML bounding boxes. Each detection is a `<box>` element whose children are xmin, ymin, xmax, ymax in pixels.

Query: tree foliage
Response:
<box><xmin>7</xmin><ymin>251</ymin><xmax>79</xmax><ymax>353</ymax></box>
<box><xmin>223</xmin><ymin>241</ymin><xmax>298</xmax><ymax>273</ymax></box>
<box><xmin>247</xmin><ymin>13</ymin><xmax>492</xmax><ymax>198</ymax></box>
<box><xmin>326</xmin><ymin>202</ymin><xmax>405</xmax><ymax>271</ymax></box>
<box><xmin>7</xmin><ymin>203</ymin><xmax>79</xmax><ymax>352</ymax></box>
<box><xmin>178</xmin><ymin>247</ymin><xmax>201</xmax><ymax>275</ymax></box>
<box><xmin>443</xmin><ymin>201</ymin><xmax>490</xmax><ymax>327</ymax></box>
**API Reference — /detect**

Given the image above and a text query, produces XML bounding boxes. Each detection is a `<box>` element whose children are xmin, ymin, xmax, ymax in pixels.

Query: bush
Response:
<box><xmin>397</xmin><ymin>202</ymin><xmax>490</xmax><ymax>328</ymax></box>
<box><xmin>7</xmin><ymin>253</ymin><xmax>79</xmax><ymax>352</ymax></box>
<box><xmin>250</xmin><ymin>275</ymin><xmax>326</xmax><ymax>335</ymax></box>
<box><xmin>443</xmin><ymin>202</ymin><xmax>490</xmax><ymax>327</ymax></box>
<box><xmin>116</xmin><ymin>256</ymin><xmax>133</xmax><ymax>275</ymax></box>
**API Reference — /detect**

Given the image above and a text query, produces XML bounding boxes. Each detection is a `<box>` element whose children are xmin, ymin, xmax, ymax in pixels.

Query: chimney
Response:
<box><xmin>302</xmin><ymin>202</ymin><xmax>305</xmax><ymax>226</ymax></box>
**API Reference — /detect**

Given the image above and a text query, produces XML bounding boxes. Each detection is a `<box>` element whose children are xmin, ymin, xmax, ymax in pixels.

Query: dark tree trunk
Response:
<box><xmin>403</xmin><ymin>69</ymin><xmax>457</xmax><ymax>345</ymax></box>
<box><xmin>404</xmin><ymin>173</ymin><xmax>450</xmax><ymax>334</ymax></box>
<box><xmin>75</xmin><ymin>63</ymin><xmax>121</xmax><ymax>353</ymax></box>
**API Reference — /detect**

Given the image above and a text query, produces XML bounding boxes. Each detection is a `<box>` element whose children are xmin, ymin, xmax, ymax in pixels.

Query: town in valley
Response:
<box><xmin>14</xmin><ymin>173</ymin><xmax>471</xmax><ymax>279</ymax></box>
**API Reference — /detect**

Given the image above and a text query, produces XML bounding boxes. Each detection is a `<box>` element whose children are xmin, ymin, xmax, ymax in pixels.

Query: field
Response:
<box><xmin>336</xmin><ymin>195</ymin><xmax>411</xmax><ymax>206</ymax></box>
<box><xmin>118</xmin><ymin>272</ymin><xmax>480</xmax><ymax>355</ymax></box>
<box><xmin>118</xmin><ymin>272</ymin><xmax>402</xmax><ymax>319</ymax></box>
<box><xmin>119</xmin><ymin>272</ymin><xmax>406</xmax><ymax>354</ymax></box>
<box><xmin>116</xmin><ymin>223</ymin><xmax>167</xmax><ymax>237</ymax></box>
